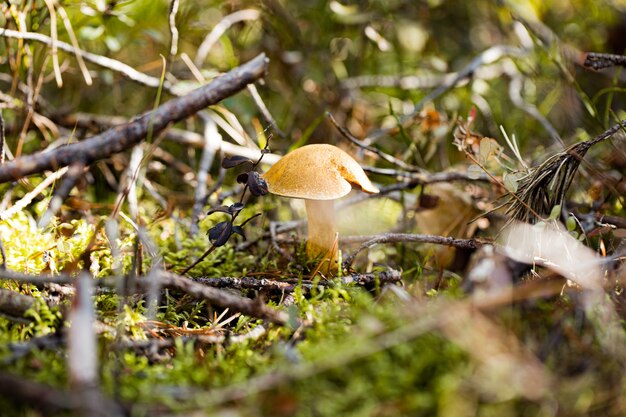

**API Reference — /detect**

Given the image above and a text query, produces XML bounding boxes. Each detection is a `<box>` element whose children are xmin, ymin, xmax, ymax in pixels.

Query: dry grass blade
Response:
<box><xmin>505</xmin><ymin>120</ymin><xmax>626</xmax><ymax>222</ymax></box>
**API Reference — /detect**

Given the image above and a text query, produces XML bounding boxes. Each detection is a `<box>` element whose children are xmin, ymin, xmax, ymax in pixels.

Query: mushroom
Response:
<box><xmin>262</xmin><ymin>144</ymin><xmax>379</xmax><ymax>273</ymax></box>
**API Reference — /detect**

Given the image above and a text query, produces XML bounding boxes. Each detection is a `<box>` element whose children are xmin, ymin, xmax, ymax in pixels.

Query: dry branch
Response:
<box><xmin>194</xmin><ymin>268</ymin><xmax>403</xmax><ymax>293</ymax></box>
<box><xmin>151</xmin><ymin>271</ymin><xmax>290</xmax><ymax>326</ymax></box>
<box><xmin>0</xmin><ymin>53</ymin><xmax>269</xmax><ymax>184</ymax></box>
<box><xmin>49</xmin><ymin>113</ymin><xmax>282</xmax><ymax>164</ymax></box>
<box><xmin>343</xmin><ymin>233</ymin><xmax>485</xmax><ymax>267</ymax></box>
<box><xmin>0</xmin><ymin>268</ymin><xmax>290</xmax><ymax>325</ymax></box>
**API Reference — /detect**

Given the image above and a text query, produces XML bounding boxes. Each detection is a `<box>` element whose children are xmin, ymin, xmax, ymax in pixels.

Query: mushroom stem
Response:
<box><xmin>304</xmin><ymin>199</ymin><xmax>338</xmax><ymax>273</ymax></box>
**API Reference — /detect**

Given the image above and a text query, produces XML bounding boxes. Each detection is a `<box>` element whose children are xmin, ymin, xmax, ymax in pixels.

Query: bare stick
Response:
<box><xmin>0</xmin><ymin>269</ymin><xmax>71</xmax><ymax>285</ymax></box>
<box><xmin>51</xmin><ymin>112</ymin><xmax>282</xmax><ymax>164</ymax></box>
<box><xmin>111</xmin><ymin>145</ymin><xmax>144</xmax><ymax>220</ymax></box>
<box><xmin>68</xmin><ymin>272</ymin><xmax>110</xmax><ymax>417</ymax></box>
<box><xmin>193</xmin><ymin>268</ymin><xmax>402</xmax><ymax>293</ymax></box>
<box><xmin>327</xmin><ymin>112</ymin><xmax>419</xmax><ymax>172</ymax></box>
<box><xmin>152</xmin><ymin>271</ymin><xmax>290</xmax><ymax>326</ymax></box>
<box><xmin>342</xmin><ymin>233</ymin><xmax>485</xmax><ymax>267</ymax></box>
<box><xmin>3</xmin><ymin>334</ymin><xmax>64</xmax><ymax>366</ymax></box>
<box><xmin>0</xmin><ymin>268</ymin><xmax>290</xmax><ymax>326</ymax></box>
<box><xmin>0</xmin><ymin>53</ymin><xmax>269</xmax><ymax>184</ymax></box>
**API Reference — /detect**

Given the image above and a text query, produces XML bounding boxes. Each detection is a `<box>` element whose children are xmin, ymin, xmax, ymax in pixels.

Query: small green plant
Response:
<box><xmin>181</xmin><ymin>135</ymin><xmax>272</xmax><ymax>275</ymax></box>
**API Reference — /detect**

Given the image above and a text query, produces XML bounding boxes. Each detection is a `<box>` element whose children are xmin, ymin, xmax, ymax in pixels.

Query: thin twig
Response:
<box><xmin>152</xmin><ymin>271</ymin><xmax>290</xmax><ymax>326</ymax></box>
<box><xmin>0</xmin><ymin>267</ymin><xmax>291</xmax><ymax>326</ymax></box>
<box><xmin>49</xmin><ymin>112</ymin><xmax>283</xmax><ymax>164</ymax></box>
<box><xmin>3</xmin><ymin>333</ymin><xmax>64</xmax><ymax>366</ymax></box>
<box><xmin>270</xmin><ymin>220</ymin><xmax>295</xmax><ymax>261</ymax></box>
<box><xmin>342</xmin><ymin>233</ymin><xmax>485</xmax><ymax>268</ymax></box>
<box><xmin>328</xmin><ymin>112</ymin><xmax>420</xmax><ymax>172</ymax></box>
<box><xmin>193</xmin><ymin>268</ymin><xmax>403</xmax><ymax>293</ymax></box>
<box><xmin>111</xmin><ymin>144</ymin><xmax>144</xmax><ymax>220</ymax></box>
<box><xmin>15</xmin><ymin>52</ymin><xmax>49</xmax><ymax>157</ymax></box>
<box><xmin>0</xmin><ymin>269</ymin><xmax>71</xmax><ymax>285</ymax></box>
<box><xmin>336</xmin><ymin>173</ymin><xmax>490</xmax><ymax>210</ymax></box>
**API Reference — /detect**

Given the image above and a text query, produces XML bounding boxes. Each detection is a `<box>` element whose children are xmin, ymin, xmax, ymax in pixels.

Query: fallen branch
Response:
<box><xmin>0</xmin><ymin>268</ymin><xmax>290</xmax><ymax>326</ymax></box>
<box><xmin>48</xmin><ymin>112</ymin><xmax>282</xmax><ymax>164</ymax></box>
<box><xmin>0</xmin><ymin>53</ymin><xmax>269</xmax><ymax>184</ymax></box>
<box><xmin>342</xmin><ymin>233</ymin><xmax>485</xmax><ymax>268</ymax></box>
<box><xmin>193</xmin><ymin>268</ymin><xmax>403</xmax><ymax>293</ymax></box>
<box><xmin>147</xmin><ymin>271</ymin><xmax>290</xmax><ymax>326</ymax></box>
<box><xmin>199</xmin><ymin>281</ymin><xmax>556</xmax><ymax>408</ymax></box>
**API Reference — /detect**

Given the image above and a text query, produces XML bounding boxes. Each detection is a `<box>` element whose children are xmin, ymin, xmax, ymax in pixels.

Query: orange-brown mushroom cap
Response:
<box><xmin>262</xmin><ymin>144</ymin><xmax>379</xmax><ymax>199</ymax></box>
